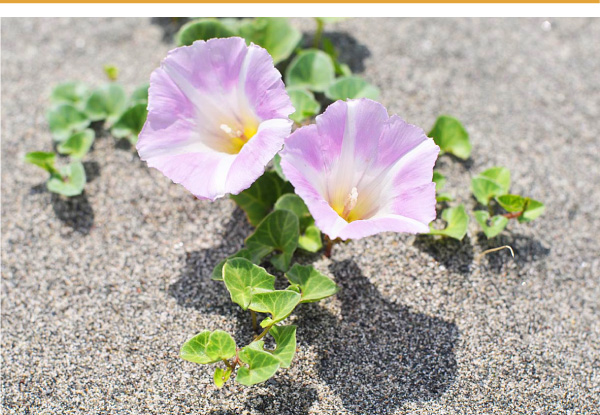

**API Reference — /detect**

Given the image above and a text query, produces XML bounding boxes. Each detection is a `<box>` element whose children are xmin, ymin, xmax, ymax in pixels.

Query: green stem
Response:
<box><xmin>250</xmin><ymin>310</ymin><xmax>258</xmax><ymax>333</ymax></box>
<box><xmin>253</xmin><ymin>324</ymin><xmax>273</xmax><ymax>342</ymax></box>
<box><xmin>313</xmin><ymin>19</ymin><xmax>324</xmax><ymax>48</ymax></box>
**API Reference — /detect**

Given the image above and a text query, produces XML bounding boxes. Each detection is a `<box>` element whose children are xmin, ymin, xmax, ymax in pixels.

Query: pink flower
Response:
<box><xmin>137</xmin><ymin>37</ymin><xmax>293</xmax><ymax>200</ymax></box>
<box><xmin>280</xmin><ymin>99</ymin><xmax>439</xmax><ymax>240</ymax></box>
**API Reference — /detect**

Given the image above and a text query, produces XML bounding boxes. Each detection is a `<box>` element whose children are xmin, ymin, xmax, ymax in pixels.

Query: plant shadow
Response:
<box><xmin>303</xmin><ymin>31</ymin><xmax>371</xmax><ymax>75</ymax></box>
<box><xmin>413</xmin><ymin>234</ymin><xmax>474</xmax><ymax>275</ymax></box>
<box><xmin>168</xmin><ymin>208</ymin><xmax>260</xmax><ymax>342</ymax></box>
<box><xmin>51</xmin><ymin>192</ymin><xmax>94</xmax><ymax>235</ymax></box>
<box><xmin>244</xmin><ymin>378</ymin><xmax>319</xmax><ymax>415</ymax></box>
<box><xmin>293</xmin><ymin>259</ymin><xmax>459</xmax><ymax>414</ymax></box>
<box><xmin>476</xmin><ymin>231</ymin><xmax>551</xmax><ymax>272</ymax></box>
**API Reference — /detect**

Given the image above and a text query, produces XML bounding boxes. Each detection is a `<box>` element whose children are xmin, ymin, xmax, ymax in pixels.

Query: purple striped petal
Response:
<box><xmin>280</xmin><ymin>99</ymin><xmax>439</xmax><ymax>240</ymax></box>
<box><xmin>137</xmin><ymin>37</ymin><xmax>293</xmax><ymax>200</ymax></box>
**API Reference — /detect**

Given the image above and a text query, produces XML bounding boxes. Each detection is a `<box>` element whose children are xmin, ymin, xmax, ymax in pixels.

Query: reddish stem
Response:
<box><xmin>503</xmin><ymin>211</ymin><xmax>523</xmax><ymax>219</ymax></box>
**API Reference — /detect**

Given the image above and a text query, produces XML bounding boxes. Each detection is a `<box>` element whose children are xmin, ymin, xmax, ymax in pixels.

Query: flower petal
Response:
<box><xmin>137</xmin><ymin>37</ymin><xmax>293</xmax><ymax>200</ymax></box>
<box><xmin>280</xmin><ymin>98</ymin><xmax>439</xmax><ymax>240</ymax></box>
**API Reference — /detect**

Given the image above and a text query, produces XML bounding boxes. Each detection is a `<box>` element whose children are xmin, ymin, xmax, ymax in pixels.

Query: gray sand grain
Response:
<box><xmin>2</xmin><ymin>18</ymin><xmax>599</xmax><ymax>414</ymax></box>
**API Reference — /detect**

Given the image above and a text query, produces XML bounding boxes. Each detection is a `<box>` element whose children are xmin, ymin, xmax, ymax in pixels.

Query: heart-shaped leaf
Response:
<box><xmin>474</xmin><ymin>211</ymin><xmax>509</xmax><ymax>238</ymax></box>
<box><xmin>47</xmin><ymin>104</ymin><xmax>91</xmax><ymax>142</ymax></box>
<box><xmin>285</xmin><ymin>264</ymin><xmax>338</xmax><ymax>303</ymax></box>
<box><xmin>471</xmin><ymin>166</ymin><xmax>511</xmax><ymax>205</ymax></box>
<box><xmin>298</xmin><ymin>224</ymin><xmax>323</xmax><ymax>253</ymax></box>
<box><xmin>286</xmin><ymin>87</ymin><xmax>321</xmax><ymax>124</ymax></box>
<box><xmin>176</xmin><ymin>18</ymin><xmax>237</xmax><ymax>46</ymax></box>
<box><xmin>222</xmin><ymin>258</ymin><xmax>275</xmax><ymax>310</ymax></box>
<box><xmin>471</xmin><ymin>177</ymin><xmax>505</xmax><ymax>206</ymax></box>
<box><xmin>25</xmin><ymin>152</ymin><xmax>57</xmax><ymax>174</ymax></box>
<box><xmin>131</xmin><ymin>83</ymin><xmax>149</xmax><ymax>105</ymax></box>
<box><xmin>85</xmin><ymin>84</ymin><xmax>127</xmax><ymax>124</ymax></box>
<box><xmin>245</xmin><ymin>210</ymin><xmax>299</xmax><ymax>271</ymax></box>
<box><xmin>269</xmin><ymin>325</ymin><xmax>297</xmax><ymax>368</ymax></box>
<box><xmin>285</xmin><ymin>49</ymin><xmax>336</xmax><ymax>92</ymax></box>
<box><xmin>428</xmin><ymin>115</ymin><xmax>471</xmax><ymax>160</ymax></box>
<box><xmin>205</xmin><ymin>330</ymin><xmax>237</xmax><ymax>361</ymax></box>
<box><xmin>324</xmin><ymin>76</ymin><xmax>380</xmax><ymax>101</ymax></box>
<box><xmin>428</xmin><ymin>204</ymin><xmax>469</xmax><ymax>240</ymax></box>
<box><xmin>57</xmin><ymin>129</ymin><xmax>95</xmax><ymax>160</ymax></box>
<box><xmin>213</xmin><ymin>367</ymin><xmax>232</xmax><ymax>388</ymax></box>
<box><xmin>274</xmin><ymin>194</ymin><xmax>322</xmax><ymax>253</ymax></box>
<box><xmin>479</xmin><ymin>167</ymin><xmax>510</xmax><ymax>194</ymax></box>
<box><xmin>519</xmin><ymin>199</ymin><xmax>545</xmax><ymax>223</ymax></box>
<box><xmin>111</xmin><ymin>103</ymin><xmax>148</xmax><ymax>145</ymax></box>
<box><xmin>496</xmin><ymin>194</ymin><xmax>526</xmax><ymax>212</ymax></box>
<box><xmin>236</xmin><ymin>341</ymin><xmax>281</xmax><ymax>386</ymax></box>
<box><xmin>50</xmin><ymin>82</ymin><xmax>90</xmax><ymax>110</ymax></box>
<box><xmin>47</xmin><ymin>161</ymin><xmax>86</xmax><ymax>197</ymax></box>
<box><xmin>180</xmin><ymin>329</ymin><xmax>236</xmax><ymax>365</ymax></box>
<box><xmin>231</xmin><ymin>171</ymin><xmax>294</xmax><ymax>227</ymax></box>
<box><xmin>249</xmin><ymin>290</ymin><xmax>301</xmax><ymax>327</ymax></box>
<box><xmin>238</xmin><ymin>17</ymin><xmax>301</xmax><ymax>64</ymax></box>
<box><xmin>211</xmin><ymin>248</ymin><xmax>253</xmax><ymax>281</ymax></box>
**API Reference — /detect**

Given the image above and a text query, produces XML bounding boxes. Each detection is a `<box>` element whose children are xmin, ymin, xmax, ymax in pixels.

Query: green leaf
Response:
<box><xmin>238</xmin><ymin>17</ymin><xmax>301</xmax><ymax>64</ymax></box>
<box><xmin>496</xmin><ymin>194</ymin><xmax>526</xmax><ymax>212</ymax></box>
<box><xmin>85</xmin><ymin>84</ymin><xmax>127</xmax><ymax>124</ymax></box>
<box><xmin>176</xmin><ymin>18</ymin><xmax>237</xmax><ymax>46</ymax></box>
<box><xmin>205</xmin><ymin>330</ymin><xmax>237</xmax><ymax>361</ymax></box>
<box><xmin>24</xmin><ymin>152</ymin><xmax>57</xmax><ymax>174</ymax></box>
<box><xmin>213</xmin><ymin>367</ymin><xmax>232</xmax><ymax>388</ymax></box>
<box><xmin>285</xmin><ymin>49</ymin><xmax>336</xmax><ymax>92</ymax></box>
<box><xmin>471</xmin><ymin>177</ymin><xmax>504</xmax><ymax>206</ymax></box>
<box><xmin>56</xmin><ymin>129</ymin><xmax>94</xmax><ymax>160</ymax></box>
<box><xmin>471</xmin><ymin>166</ymin><xmax>511</xmax><ymax>206</ymax></box>
<box><xmin>429</xmin><ymin>115</ymin><xmax>471</xmax><ymax>160</ymax></box>
<box><xmin>236</xmin><ymin>341</ymin><xmax>281</xmax><ymax>386</ymax></box>
<box><xmin>249</xmin><ymin>290</ymin><xmax>301</xmax><ymax>327</ymax></box>
<box><xmin>436</xmin><ymin>193</ymin><xmax>453</xmax><ymax>202</ymax></box>
<box><xmin>272</xmin><ymin>153</ymin><xmax>286</xmax><ymax>181</ymax></box>
<box><xmin>285</xmin><ymin>264</ymin><xmax>338</xmax><ymax>303</ymax></box>
<box><xmin>47</xmin><ymin>104</ymin><xmax>91</xmax><ymax>142</ymax></box>
<box><xmin>231</xmin><ymin>171</ymin><xmax>294</xmax><ymax>227</ymax></box>
<box><xmin>479</xmin><ymin>167</ymin><xmax>511</xmax><ymax>194</ymax></box>
<box><xmin>519</xmin><ymin>199</ymin><xmax>545</xmax><ymax>223</ymax></box>
<box><xmin>269</xmin><ymin>325</ymin><xmax>297</xmax><ymax>368</ymax></box>
<box><xmin>324</xmin><ymin>76</ymin><xmax>380</xmax><ymax>101</ymax></box>
<box><xmin>298</xmin><ymin>224</ymin><xmax>323</xmax><ymax>253</ymax></box>
<box><xmin>274</xmin><ymin>194</ymin><xmax>312</xmax><ymax>231</ymax></box>
<box><xmin>50</xmin><ymin>82</ymin><xmax>90</xmax><ymax>110</ymax></box>
<box><xmin>222</xmin><ymin>258</ymin><xmax>275</xmax><ymax>310</ymax></box>
<box><xmin>180</xmin><ymin>329</ymin><xmax>236</xmax><ymax>365</ymax></box>
<box><xmin>432</xmin><ymin>171</ymin><xmax>446</xmax><ymax>192</ymax></box>
<box><xmin>47</xmin><ymin>161</ymin><xmax>86</xmax><ymax>197</ymax></box>
<box><xmin>322</xmin><ymin>37</ymin><xmax>352</xmax><ymax>76</ymax></box>
<box><xmin>110</xmin><ymin>103</ymin><xmax>148</xmax><ymax>145</ymax></box>
<box><xmin>211</xmin><ymin>248</ymin><xmax>253</xmax><ymax>281</ymax></box>
<box><xmin>131</xmin><ymin>83</ymin><xmax>149</xmax><ymax>105</ymax></box>
<box><xmin>474</xmin><ymin>211</ymin><xmax>509</xmax><ymax>238</ymax></box>
<box><xmin>274</xmin><ymin>194</ymin><xmax>323</xmax><ymax>253</ymax></box>
<box><xmin>245</xmin><ymin>210</ymin><xmax>299</xmax><ymax>271</ymax></box>
<box><xmin>103</xmin><ymin>64</ymin><xmax>119</xmax><ymax>81</ymax></box>
<box><xmin>428</xmin><ymin>204</ymin><xmax>469</xmax><ymax>240</ymax></box>
<box><xmin>286</xmin><ymin>87</ymin><xmax>321</xmax><ymax>124</ymax></box>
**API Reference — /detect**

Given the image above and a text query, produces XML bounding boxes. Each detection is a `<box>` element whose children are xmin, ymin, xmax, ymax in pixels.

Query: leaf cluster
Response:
<box><xmin>426</xmin><ymin>117</ymin><xmax>544</xmax><ymax>241</ymax></box>
<box><xmin>25</xmin><ymin>76</ymin><xmax>148</xmax><ymax>197</ymax></box>
<box><xmin>181</xmin><ymin>259</ymin><xmax>338</xmax><ymax>387</ymax></box>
